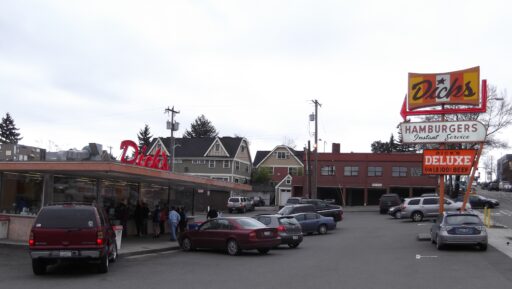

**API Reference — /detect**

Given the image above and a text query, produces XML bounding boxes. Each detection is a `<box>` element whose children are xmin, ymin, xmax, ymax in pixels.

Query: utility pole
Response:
<box><xmin>165</xmin><ymin>106</ymin><xmax>180</xmax><ymax>172</ymax></box>
<box><xmin>311</xmin><ymin>99</ymin><xmax>321</xmax><ymax>199</ymax></box>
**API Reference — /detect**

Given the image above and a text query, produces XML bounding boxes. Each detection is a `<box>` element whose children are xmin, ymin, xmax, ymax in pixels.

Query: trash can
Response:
<box><xmin>0</xmin><ymin>216</ymin><xmax>9</xmax><ymax>239</ymax></box>
<box><xmin>112</xmin><ymin>225</ymin><xmax>123</xmax><ymax>250</ymax></box>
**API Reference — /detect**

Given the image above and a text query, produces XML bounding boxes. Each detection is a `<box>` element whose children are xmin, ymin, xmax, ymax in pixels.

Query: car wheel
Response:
<box><xmin>257</xmin><ymin>248</ymin><xmax>270</xmax><ymax>254</ymax></box>
<box><xmin>411</xmin><ymin>211</ymin><xmax>423</xmax><ymax>222</ymax></box>
<box><xmin>288</xmin><ymin>243</ymin><xmax>299</xmax><ymax>249</ymax></box>
<box><xmin>318</xmin><ymin>224</ymin><xmax>328</xmax><ymax>235</ymax></box>
<box><xmin>98</xmin><ymin>254</ymin><xmax>109</xmax><ymax>274</ymax></box>
<box><xmin>32</xmin><ymin>259</ymin><xmax>46</xmax><ymax>275</ymax></box>
<box><xmin>181</xmin><ymin>237</ymin><xmax>194</xmax><ymax>251</ymax></box>
<box><xmin>109</xmin><ymin>243</ymin><xmax>118</xmax><ymax>263</ymax></box>
<box><xmin>436</xmin><ymin>235</ymin><xmax>444</xmax><ymax>250</ymax></box>
<box><xmin>480</xmin><ymin>243</ymin><xmax>488</xmax><ymax>251</ymax></box>
<box><xmin>227</xmin><ymin>239</ymin><xmax>240</xmax><ymax>256</ymax></box>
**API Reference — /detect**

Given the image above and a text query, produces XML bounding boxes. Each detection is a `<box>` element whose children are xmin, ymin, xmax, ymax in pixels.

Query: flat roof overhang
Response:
<box><xmin>0</xmin><ymin>161</ymin><xmax>252</xmax><ymax>192</ymax></box>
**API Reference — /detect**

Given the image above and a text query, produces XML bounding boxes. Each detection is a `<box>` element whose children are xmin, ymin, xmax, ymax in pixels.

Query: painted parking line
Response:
<box><xmin>416</xmin><ymin>254</ymin><xmax>438</xmax><ymax>259</ymax></box>
<box><xmin>125</xmin><ymin>250</ymin><xmax>179</xmax><ymax>259</ymax></box>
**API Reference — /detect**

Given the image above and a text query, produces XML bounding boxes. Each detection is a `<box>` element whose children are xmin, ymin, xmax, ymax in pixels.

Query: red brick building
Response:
<box><xmin>293</xmin><ymin>146</ymin><xmax>438</xmax><ymax>206</ymax></box>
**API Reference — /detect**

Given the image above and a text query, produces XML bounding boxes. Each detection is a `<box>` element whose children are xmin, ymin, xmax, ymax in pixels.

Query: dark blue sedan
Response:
<box><xmin>290</xmin><ymin>212</ymin><xmax>336</xmax><ymax>235</ymax></box>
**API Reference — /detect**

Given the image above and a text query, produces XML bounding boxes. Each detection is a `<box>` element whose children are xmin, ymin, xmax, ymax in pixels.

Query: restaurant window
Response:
<box><xmin>53</xmin><ymin>175</ymin><xmax>97</xmax><ymax>204</ymax></box>
<box><xmin>368</xmin><ymin>166</ymin><xmax>383</xmax><ymax>177</ymax></box>
<box><xmin>0</xmin><ymin>172</ymin><xmax>43</xmax><ymax>215</ymax></box>
<box><xmin>392</xmin><ymin>167</ymin><xmax>408</xmax><ymax>177</ymax></box>
<box><xmin>344</xmin><ymin>166</ymin><xmax>359</xmax><ymax>176</ymax></box>
<box><xmin>321</xmin><ymin>166</ymin><xmax>336</xmax><ymax>176</ymax></box>
<box><xmin>100</xmin><ymin>180</ymin><xmax>139</xmax><ymax>224</ymax></box>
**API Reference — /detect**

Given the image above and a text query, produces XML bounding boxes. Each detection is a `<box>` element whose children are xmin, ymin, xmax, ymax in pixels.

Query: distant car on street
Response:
<box><xmin>387</xmin><ymin>205</ymin><xmax>402</xmax><ymax>218</ymax></box>
<box><xmin>253</xmin><ymin>214</ymin><xmax>303</xmax><ymax>248</ymax></box>
<box><xmin>499</xmin><ymin>181</ymin><xmax>512</xmax><ymax>192</ymax></box>
<box><xmin>227</xmin><ymin>197</ymin><xmax>253</xmax><ymax>213</ymax></box>
<box><xmin>179</xmin><ymin>217</ymin><xmax>280</xmax><ymax>255</ymax></box>
<box><xmin>430</xmin><ymin>212</ymin><xmax>488</xmax><ymax>251</ymax></box>
<box><xmin>489</xmin><ymin>182</ymin><xmax>499</xmax><ymax>191</ymax></box>
<box><xmin>455</xmin><ymin>195</ymin><xmax>499</xmax><ymax>209</ymax></box>
<box><xmin>290</xmin><ymin>212</ymin><xmax>336</xmax><ymax>235</ymax></box>
<box><xmin>251</xmin><ymin>196</ymin><xmax>266</xmax><ymax>207</ymax></box>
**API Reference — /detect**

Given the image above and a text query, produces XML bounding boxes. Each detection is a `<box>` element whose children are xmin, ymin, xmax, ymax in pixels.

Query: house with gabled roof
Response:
<box><xmin>148</xmin><ymin>136</ymin><xmax>252</xmax><ymax>184</ymax></box>
<box><xmin>253</xmin><ymin>145</ymin><xmax>304</xmax><ymax>206</ymax></box>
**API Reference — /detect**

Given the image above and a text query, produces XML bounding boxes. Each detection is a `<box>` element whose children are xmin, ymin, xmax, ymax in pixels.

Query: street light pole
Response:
<box><xmin>311</xmin><ymin>99</ymin><xmax>321</xmax><ymax>199</ymax></box>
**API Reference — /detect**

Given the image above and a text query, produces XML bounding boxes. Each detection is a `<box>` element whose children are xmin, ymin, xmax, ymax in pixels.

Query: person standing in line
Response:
<box><xmin>152</xmin><ymin>205</ymin><xmax>161</xmax><ymax>238</ymax></box>
<box><xmin>207</xmin><ymin>207</ymin><xmax>218</xmax><ymax>219</ymax></box>
<box><xmin>142</xmin><ymin>202</ymin><xmax>150</xmax><ymax>236</ymax></box>
<box><xmin>159</xmin><ymin>205</ymin><xmax>167</xmax><ymax>236</ymax></box>
<box><xmin>134</xmin><ymin>201</ymin><xmax>144</xmax><ymax>237</ymax></box>
<box><xmin>178</xmin><ymin>206</ymin><xmax>187</xmax><ymax>233</ymax></box>
<box><xmin>168</xmin><ymin>206</ymin><xmax>181</xmax><ymax>241</ymax></box>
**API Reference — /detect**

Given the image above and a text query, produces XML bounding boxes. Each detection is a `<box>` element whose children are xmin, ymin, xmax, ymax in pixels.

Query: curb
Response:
<box><xmin>119</xmin><ymin>245</ymin><xmax>181</xmax><ymax>258</ymax></box>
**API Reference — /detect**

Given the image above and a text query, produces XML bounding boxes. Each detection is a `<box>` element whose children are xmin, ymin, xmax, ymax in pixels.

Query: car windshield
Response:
<box><xmin>277</xmin><ymin>206</ymin><xmax>293</xmax><ymax>215</ymax></box>
<box><xmin>229</xmin><ymin>198</ymin><xmax>239</xmax><ymax>203</ymax></box>
<box><xmin>279</xmin><ymin>217</ymin><xmax>300</xmax><ymax>225</ymax></box>
<box><xmin>34</xmin><ymin>207</ymin><xmax>98</xmax><ymax>229</ymax></box>
<box><xmin>445</xmin><ymin>215</ymin><xmax>482</xmax><ymax>225</ymax></box>
<box><xmin>235</xmin><ymin>218</ymin><xmax>266</xmax><ymax>229</ymax></box>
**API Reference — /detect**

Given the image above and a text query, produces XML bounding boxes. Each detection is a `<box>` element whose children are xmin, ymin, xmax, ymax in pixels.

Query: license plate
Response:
<box><xmin>264</xmin><ymin>231</ymin><xmax>272</xmax><ymax>236</ymax></box>
<box><xmin>292</xmin><ymin>236</ymin><xmax>298</xmax><ymax>240</ymax></box>
<box><xmin>60</xmin><ymin>251</ymin><xmax>72</xmax><ymax>257</ymax></box>
<box><xmin>457</xmin><ymin>228</ymin><xmax>469</xmax><ymax>234</ymax></box>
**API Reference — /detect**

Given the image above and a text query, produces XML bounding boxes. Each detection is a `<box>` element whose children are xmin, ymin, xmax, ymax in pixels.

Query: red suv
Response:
<box><xmin>29</xmin><ymin>203</ymin><xmax>118</xmax><ymax>274</ymax></box>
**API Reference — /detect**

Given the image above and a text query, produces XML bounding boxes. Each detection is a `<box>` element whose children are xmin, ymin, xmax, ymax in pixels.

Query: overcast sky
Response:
<box><xmin>1</xmin><ymin>0</ymin><xmax>511</xmax><ymax>166</ymax></box>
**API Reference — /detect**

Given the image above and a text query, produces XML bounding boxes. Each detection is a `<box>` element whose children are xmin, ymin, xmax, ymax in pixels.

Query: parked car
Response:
<box><xmin>29</xmin><ymin>203</ymin><xmax>118</xmax><ymax>275</ymax></box>
<box><xmin>278</xmin><ymin>204</ymin><xmax>316</xmax><ymax>215</ymax></box>
<box><xmin>455</xmin><ymin>195</ymin><xmax>499</xmax><ymax>209</ymax></box>
<box><xmin>178</xmin><ymin>217</ymin><xmax>281</xmax><ymax>255</ymax></box>
<box><xmin>298</xmin><ymin>198</ymin><xmax>344</xmax><ymax>222</ymax></box>
<box><xmin>499</xmin><ymin>181</ymin><xmax>512</xmax><ymax>192</ymax></box>
<box><xmin>251</xmin><ymin>196</ymin><xmax>266</xmax><ymax>207</ymax></box>
<box><xmin>430</xmin><ymin>212</ymin><xmax>488</xmax><ymax>251</ymax></box>
<box><xmin>387</xmin><ymin>205</ymin><xmax>402</xmax><ymax>218</ymax></box>
<box><xmin>489</xmin><ymin>182</ymin><xmax>499</xmax><ymax>191</ymax></box>
<box><xmin>290</xmin><ymin>212</ymin><xmax>336</xmax><ymax>235</ymax></box>
<box><xmin>379</xmin><ymin>193</ymin><xmax>401</xmax><ymax>214</ymax></box>
<box><xmin>227</xmin><ymin>196</ymin><xmax>253</xmax><ymax>213</ymax></box>
<box><xmin>400</xmin><ymin>196</ymin><xmax>471</xmax><ymax>222</ymax></box>
<box><xmin>253</xmin><ymin>214</ymin><xmax>303</xmax><ymax>248</ymax></box>
<box><xmin>285</xmin><ymin>197</ymin><xmax>305</xmax><ymax>205</ymax></box>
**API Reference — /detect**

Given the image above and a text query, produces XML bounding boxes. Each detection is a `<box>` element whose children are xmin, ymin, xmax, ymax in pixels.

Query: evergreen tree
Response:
<box><xmin>183</xmin><ymin>115</ymin><xmax>219</xmax><ymax>138</ymax></box>
<box><xmin>0</xmin><ymin>112</ymin><xmax>22</xmax><ymax>144</ymax></box>
<box><xmin>137</xmin><ymin>124</ymin><xmax>153</xmax><ymax>150</ymax></box>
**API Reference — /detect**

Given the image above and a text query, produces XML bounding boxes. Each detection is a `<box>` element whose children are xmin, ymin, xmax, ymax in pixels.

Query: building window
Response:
<box><xmin>344</xmin><ymin>166</ymin><xmax>359</xmax><ymax>176</ymax></box>
<box><xmin>174</xmin><ymin>159</ymin><xmax>182</xmax><ymax>164</ymax></box>
<box><xmin>392</xmin><ymin>167</ymin><xmax>407</xmax><ymax>177</ymax></box>
<box><xmin>209</xmin><ymin>160</ymin><xmax>215</xmax><ymax>168</ymax></box>
<box><xmin>321</xmin><ymin>166</ymin><xmax>336</xmax><ymax>176</ymax></box>
<box><xmin>288</xmin><ymin>167</ymin><xmax>298</xmax><ymax>176</ymax></box>
<box><xmin>368</xmin><ymin>166</ymin><xmax>383</xmax><ymax>176</ymax></box>
<box><xmin>215</xmin><ymin>143</ymin><xmax>220</xmax><ymax>151</ymax></box>
<box><xmin>410</xmin><ymin>167</ymin><xmax>422</xmax><ymax>176</ymax></box>
<box><xmin>286</xmin><ymin>178</ymin><xmax>292</xmax><ymax>184</ymax></box>
<box><xmin>276</xmin><ymin>152</ymin><xmax>286</xmax><ymax>159</ymax></box>
<box><xmin>241</xmin><ymin>145</ymin><xmax>245</xmax><ymax>152</ymax></box>
<box><xmin>223</xmin><ymin>160</ymin><xmax>230</xmax><ymax>168</ymax></box>
<box><xmin>235</xmin><ymin>161</ymin><xmax>240</xmax><ymax>171</ymax></box>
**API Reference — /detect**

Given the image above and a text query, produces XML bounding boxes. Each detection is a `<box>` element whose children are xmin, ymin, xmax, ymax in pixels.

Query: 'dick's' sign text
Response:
<box><xmin>408</xmin><ymin>67</ymin><xmax>480</xmax><ymax>110</ymax></box>
<box><xmin>120</xmin><ymin>140</ymin><xmax>169</xmax><ymax>171</ymax></box>
<box><xmin>422</xmin><ymin>149</ymin><xmax>476</xmax><ymax>175</ymax></box>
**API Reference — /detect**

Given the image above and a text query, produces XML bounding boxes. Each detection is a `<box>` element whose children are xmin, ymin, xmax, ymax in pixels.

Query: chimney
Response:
<box><xmin>332</xmin><ymin>143</ymin><xmax>340</xmax><ymax>154</ymax></box>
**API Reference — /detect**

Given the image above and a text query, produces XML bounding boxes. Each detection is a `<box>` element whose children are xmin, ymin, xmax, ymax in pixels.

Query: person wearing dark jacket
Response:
<box><xmin>152</xmin><ymin>205</ymin><xmax>161</xmax><ymax>238</ymax></box>
<box><xmin>178</xmin><ymin>206</ymin><xmax>187</xmax><ymax>233</ymax></box>
<box><xmin>207</xmin><ymin>207</ymin><xmax>218</xmax><ymax>219</ymax></box>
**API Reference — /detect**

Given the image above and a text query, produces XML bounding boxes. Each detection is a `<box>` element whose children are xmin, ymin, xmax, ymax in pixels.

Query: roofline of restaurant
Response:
<box><xmin>0</xmin><ymin>161</ymin><xmax>252</xmax><ymax>192</ymax></box>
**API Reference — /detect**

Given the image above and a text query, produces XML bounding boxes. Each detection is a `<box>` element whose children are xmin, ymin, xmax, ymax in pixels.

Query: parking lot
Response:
<box><xmin>2</xmin><ymin>208</ymin><xmax>512</xmax><ymax>289</ymax></box>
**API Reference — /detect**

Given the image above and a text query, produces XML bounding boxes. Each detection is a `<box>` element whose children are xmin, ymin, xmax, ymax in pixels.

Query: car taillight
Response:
<box><xmin>277</xmin><ymin>225</ymin><xmax>286</xmax><ymax>232</ymax></box>
<box><xmin>96</xmin><ymin>231</ymin><xmax>104</xmax><ymax>246</ymax></box>
<box><xmin>249</xmin><ymin>231</ymin><xmax>257</xmax><ymax>240</ymax></box>
<box><xmin>29</xmin><ymin>231</ymin><xmax>34</xmax><ymax>247</ymax></box>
